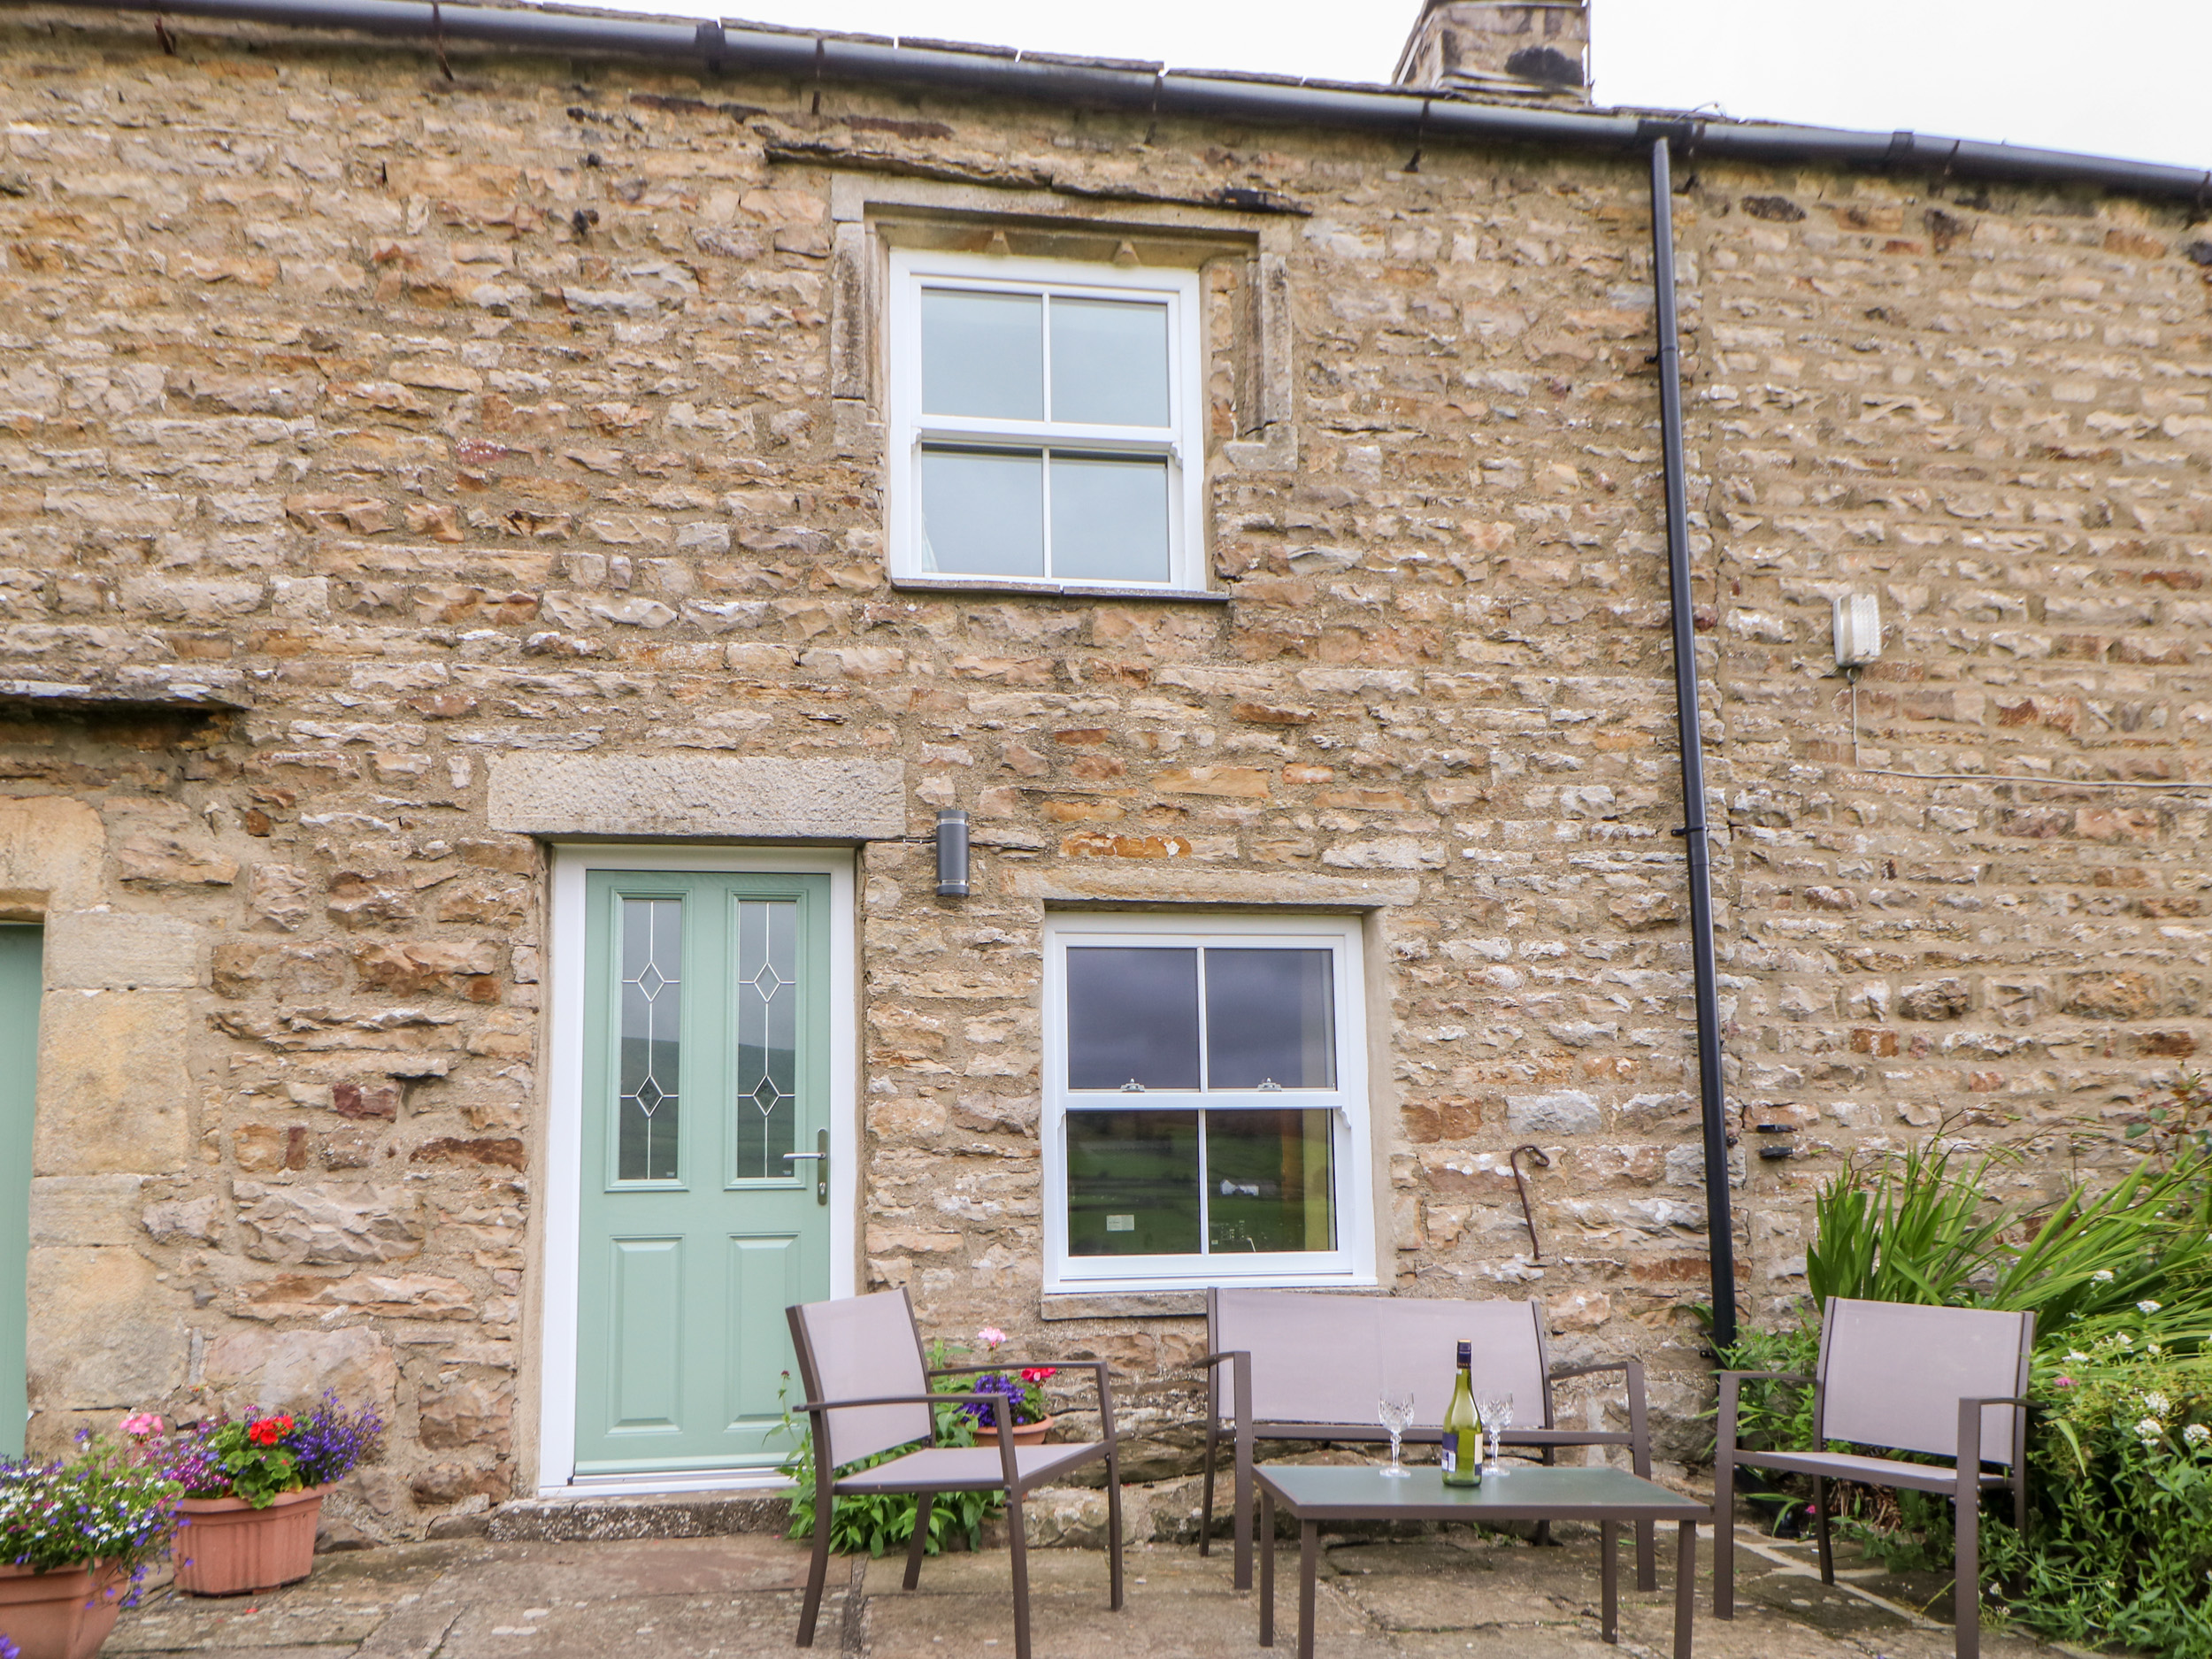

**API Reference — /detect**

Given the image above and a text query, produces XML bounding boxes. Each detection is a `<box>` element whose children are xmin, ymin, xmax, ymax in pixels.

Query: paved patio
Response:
<box><xmin>105</xmin><ymin>1519</ymin><xmax>2093</xmax><ymax>1659</ymax></box>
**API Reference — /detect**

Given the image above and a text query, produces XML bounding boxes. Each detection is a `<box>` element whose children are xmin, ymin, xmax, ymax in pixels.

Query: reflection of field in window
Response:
<box><xmin>1065</xmin><ymin>1109</ymin><xmax>1333</xmax><ymax>1257</ymax></box>
<box><xmin>1067</xmin><ymin>1110</ymin><xmax>1199</xmax><ymax>1256</ymax></box>
<box><xmin>1208</xmin><ymin>1109</ymin><xmax>1334</xmax><ymax>1254</ymax></box>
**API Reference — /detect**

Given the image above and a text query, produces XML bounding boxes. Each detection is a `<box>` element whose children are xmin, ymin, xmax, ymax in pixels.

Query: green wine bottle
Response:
<box><xmin>1441</xmin><ymin>1340</ymin><xmax>1480</xmax><ymax>1486</ymax></box>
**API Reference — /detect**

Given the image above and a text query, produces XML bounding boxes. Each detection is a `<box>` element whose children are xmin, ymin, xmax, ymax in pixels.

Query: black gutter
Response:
<box><xmin>1648</xmin><ymin>138</ymin><xmax>1737</xmax><ymax>1352</ymax></box>
<box><xmin>85</xmin><ymin>0</ymin><xmax>2212</xmax><ymax>204</ymax></box>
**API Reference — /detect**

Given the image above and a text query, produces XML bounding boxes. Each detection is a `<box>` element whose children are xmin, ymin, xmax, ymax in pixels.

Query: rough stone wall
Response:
<box><xmin>0</xmin><ymin>5</ymin><xmax>2205</xmax><ymax>1536</ymax></box>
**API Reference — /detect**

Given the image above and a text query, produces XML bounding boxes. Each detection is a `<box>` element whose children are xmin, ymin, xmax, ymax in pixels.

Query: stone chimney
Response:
<box><xmin>1394</xmin><ymin>1</ymin><xmax>1591</xmax><ymax>104</ymax></box>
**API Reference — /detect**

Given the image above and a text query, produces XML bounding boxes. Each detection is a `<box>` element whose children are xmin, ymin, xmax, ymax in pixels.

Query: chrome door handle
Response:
<box><xmin>783</xmin><ymin>1129</ymin><xmax>829</xmax><ymax>1204</ymax></box>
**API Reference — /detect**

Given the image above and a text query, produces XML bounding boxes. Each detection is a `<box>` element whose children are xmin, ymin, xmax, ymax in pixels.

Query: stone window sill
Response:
<box><xmin>889</xmin><ymin>576</ymin><xmax>1233</xmax><ymax>604</ymax></box>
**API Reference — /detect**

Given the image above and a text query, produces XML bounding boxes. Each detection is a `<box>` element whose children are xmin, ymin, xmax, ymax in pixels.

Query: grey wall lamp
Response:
<box><xmin>935</xmin><ymin>809</ymin><xmax>970</xmax><ymax>898</ymax></box>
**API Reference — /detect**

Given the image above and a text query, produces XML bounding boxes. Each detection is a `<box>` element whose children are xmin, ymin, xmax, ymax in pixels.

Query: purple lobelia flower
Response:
<box><xmin>288</xmin><ymin>1393</ymin><xmax>385</xmax><ymax>1488</ymax></box>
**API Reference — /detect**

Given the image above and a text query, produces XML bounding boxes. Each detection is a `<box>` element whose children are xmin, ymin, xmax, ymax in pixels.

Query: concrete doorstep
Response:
<box><xmin>104</xmin><ymin>1523</ymin><xmax>2087</xmax><ymax>1659</ymax></box>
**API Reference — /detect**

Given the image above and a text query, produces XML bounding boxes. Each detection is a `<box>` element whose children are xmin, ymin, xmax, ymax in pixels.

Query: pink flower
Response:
<box><xmin>1021</xmin><ymin>1367</ymin><xmax>1056</xmax><ymax>1384</ymax></box>
<box><xmin>2054</xmin><ymin>1377</ymin><xmax>2076</xmax><ymax>1388</ymax></box>
<box><xmin>119</xmin><ymin>1413</ymin><xmax>165</xmax><ymax>1440</ymax></box>
<box><xmin>977</xmin><ymin>1326</ymin><xmax>1007</xmax><ymax>1349</ymax></box>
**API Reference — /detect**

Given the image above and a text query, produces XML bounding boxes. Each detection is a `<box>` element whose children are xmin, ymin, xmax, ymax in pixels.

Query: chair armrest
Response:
<box><xmin>1957</xmin><ymin>1395</ymin><xmax>2036</xmax><ymax>1479</ymax></box>
<box><xmin>801</xmin><ymin>1391</ymin><xmax>1009</xmax><ymax>1418</ymax></box>
<box><xmin>929</xmin><ymin>1359</ymin><xmax>1110</xmax><ymax>1377</ymax></box>
<box><xmin>1194</xmin><ymin>1350</ymin><xmax>1249</xmax><ymax>1370</ymax></box>
<box><xmin>1960</xmin><ymin>1396</ymin><xmax>2035</xmax><ymax>1409</ymax></box>
<box><xmin>926</xmin><ymin>1359</ymin><xmax>1121</xmax><ymax>1442</ymax></box>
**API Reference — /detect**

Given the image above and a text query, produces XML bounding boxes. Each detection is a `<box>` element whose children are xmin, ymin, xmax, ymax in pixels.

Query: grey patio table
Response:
<box><xmin>1256</xmin><ymin>1463</ymin><xmax>1708</xmax><ymax>1659</ymax></box>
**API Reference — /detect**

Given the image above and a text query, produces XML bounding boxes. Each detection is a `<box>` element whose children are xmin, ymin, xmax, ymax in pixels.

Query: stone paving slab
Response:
<box><xmin>102</xmin><ymin>1526</ymin><xmax>2088</xmax><ymax>1659</ymax></box>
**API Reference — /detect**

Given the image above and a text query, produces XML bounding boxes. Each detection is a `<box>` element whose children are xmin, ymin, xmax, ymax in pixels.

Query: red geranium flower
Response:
<box><xmin>247</xmin><ymin>1415</ymin><xmax>295</xmax><ymax>1448</ymax></box>
<box><xmin>1020</xmin><ymin>1367</ymin><xmax>1056</xmax><ymax>1384</ymax></box>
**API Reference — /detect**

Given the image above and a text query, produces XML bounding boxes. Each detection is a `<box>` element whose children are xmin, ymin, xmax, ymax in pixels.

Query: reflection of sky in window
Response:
<box><xmin>1064</xmin><ymin>947</ymin><xmax>1199</xmax><ymax>1089</ymax></box>
<box><xmin>1204</xmin><ymin>949</ymin><xmax>1334</xmax><ymax>1088</ymax></box>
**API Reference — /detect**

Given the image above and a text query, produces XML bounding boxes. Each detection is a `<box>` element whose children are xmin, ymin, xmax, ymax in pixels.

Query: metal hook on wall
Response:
<box><xmin>1509</xmin><ymin>1143</ymin><xmax>1550</xmax><ymax>1263</ymax></box>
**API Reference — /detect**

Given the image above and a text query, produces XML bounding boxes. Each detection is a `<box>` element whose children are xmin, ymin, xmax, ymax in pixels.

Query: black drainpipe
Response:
<box><xmin>1648</xmin><ymin>138</ymin><xmax>1738</xmax><ymax>1351</ymax></box>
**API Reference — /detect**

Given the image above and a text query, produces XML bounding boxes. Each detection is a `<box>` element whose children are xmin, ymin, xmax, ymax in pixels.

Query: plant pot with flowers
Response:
<box><xmin>958</xmin><ymin>1328</ymin><xmax>1058</xmax><ymax>1447</ymax></box>
<box><xmin>1</xmin><ymin>1423</ymin><xmax>183</xmax><ymax>1659</ymax></box>
<box><xmin>165</xmin><ymin>1394</ymin><xmax>382</xmax><ymax>1598</ymax></box>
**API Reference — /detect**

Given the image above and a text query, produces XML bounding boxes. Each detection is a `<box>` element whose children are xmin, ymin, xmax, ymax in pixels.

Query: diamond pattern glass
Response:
<box><xmin>618</xmin><ymin>897</ymin><xmax>681</xmax><ymax>1182</ymax></box>
<box><xmin>734</xmin><ymin>899</ymin><xmax>799</xmax><ymax>1180</ymax></box>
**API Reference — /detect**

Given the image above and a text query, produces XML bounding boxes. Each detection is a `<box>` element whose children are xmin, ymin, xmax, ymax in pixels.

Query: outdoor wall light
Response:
<box><xmin>1833</xmin><ymin>591</ymin><xmax>1882</xmax><ymax>670</ymax></box>
<box><xmin>935</xmin><ymin>808</ymin><xmax>970</xmax><ymax>898</ymax></box>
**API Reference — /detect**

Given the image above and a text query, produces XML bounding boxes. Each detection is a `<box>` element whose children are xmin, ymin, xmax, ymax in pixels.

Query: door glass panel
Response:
<box><xmin>618</xmin><ymin>897</ymin><xmax>682</xmax><ymax>1182</ymax></box>
<box><xmin>1049</xmin><ymin>297</ymin><xmax>1170</xmax><ymax>426</ymax></box>
<box><xmin>921</xmin><ymin>288</ymin><xmax>1043</xmax><ymax>419</ymax></box>
<box><xmin>1049</xmin><ymin>455</ymin><xmax>1170</xmax><ymax>585</ymax></box>
<box><xmin>1064</xmin><ymin>946</ymin><xmax>1200</xmax><ymax>1091</ymax></box>
<box><xmin>1204</xmin><ymin>948</ymin><xmax>1336</xmax><ymax>1089</ymax></box>
<box><xmin>919</xmin><ymin>447</ymin><xmax>1044</xmax><ymax>577</ymax></box>
<box><xmin>1066</xmin><ymin>1110</ymin><xmax>1200</xmax><ymax>1256</ymax></box>
<box><xmin>734</xmin><ymin>898</ymin><xmax>799</xmax><ymax>1180</ymax></box>
<box><xmin>1206</xmin><ymin>1109</ymin><xmax>1335</xmax><ymax>1254</ymax></box>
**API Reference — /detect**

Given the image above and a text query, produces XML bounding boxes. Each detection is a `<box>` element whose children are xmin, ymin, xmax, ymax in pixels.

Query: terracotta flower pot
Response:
<box><xmin>0</xmin><ymin>1560</ymin><xmax>127</xmax><ymax>1659</ymax></box>
<box><xmin>171</xmin><ymin>1486</ymin><xmax>328</xmax><ymax>1597</ymax></box>
<box><xmin>972</xmin><ymin>1414</ymin><xmax>1054</xmax><ymax>1448</ymax></box>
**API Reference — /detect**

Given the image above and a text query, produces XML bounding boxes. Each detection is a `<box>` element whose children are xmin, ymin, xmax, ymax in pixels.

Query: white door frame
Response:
<box><xmin>535</xmin><ymin>843</ymin><xmax>857</xmax><ymax>1498</ymax></box>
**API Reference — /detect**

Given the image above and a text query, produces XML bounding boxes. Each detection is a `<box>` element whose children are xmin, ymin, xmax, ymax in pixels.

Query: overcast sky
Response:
<box><xmin>553</xmin><ymin>0</ymin><xmax>2211</xmax><ymax>172</ymax></box>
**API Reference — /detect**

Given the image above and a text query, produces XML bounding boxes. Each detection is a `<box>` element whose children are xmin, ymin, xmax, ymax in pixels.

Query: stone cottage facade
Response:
<box><xmin>2</xmin><ymin>0</ymin><xmax>2209</xmax><ymax>1540</ymax></box>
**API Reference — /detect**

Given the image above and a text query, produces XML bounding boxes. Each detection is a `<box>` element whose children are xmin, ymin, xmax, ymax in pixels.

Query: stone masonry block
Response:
<box><xmin>0</xmin><ymin>797</ymin><xmax>103</xmax><ymax>910</ymax></box>
<box><xmin>26</xmin><ymin>1245</ymin><xmax>188</xmax><ymax>1413</ymax></box>
<box><xmin>1507</xmin><ymin>1090</ymin><xmax>1602</xmax><ymax>1135</ymax></box>
<box><xmin>32</xmin><ymin>990</ymin><xmax>193</xmax><ymax>1176</ymax></box>
<box><xmin>44</xmin><ymin>910</ymin><xmax>200</xmax><ymax>990</ymax></box>
<box><xmin>487</xmin><ymin>754</ymin><xmax>905</xmax><ymax>841</ymax></box>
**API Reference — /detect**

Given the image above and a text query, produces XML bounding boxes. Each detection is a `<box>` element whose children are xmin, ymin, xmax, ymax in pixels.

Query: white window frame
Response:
<box><xmin>1041</xmin><ymin>912</ymin><xmax>1376</xmax><ymax>1293</ymax></box>
<box><xmin>885</xmin><ymin>248</ymin><xmax>1208</xmax><ymax>593</ymax></box>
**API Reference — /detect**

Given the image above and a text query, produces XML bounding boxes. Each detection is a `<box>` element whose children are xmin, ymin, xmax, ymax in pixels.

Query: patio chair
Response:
<box><xmin>1714</xmin><ymin>1297</ymin><xmax>2035</xmax><ymax>1659</ymax></box>
<box><xmin>785</xmin><ymin>1288</ymin><xmax>1125</xmax><ymax>1659</ymax></box>
<box><xmin>1200</xmin><ymin>1288</ymin><xmax>1655</xmax><ymax>1592</ymax></box>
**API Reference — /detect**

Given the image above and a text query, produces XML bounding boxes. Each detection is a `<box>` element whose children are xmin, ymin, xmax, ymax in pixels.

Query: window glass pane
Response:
<box><xmin>1065</xmin><ymin>946</ymin><xmax>1200</xmax><ymax>1091</ymax></box>
<box><xmin>1049</xmin><ymin>297</ymin><xmax>1169</xmax><ymax>426</ymax></box>
<box><xmin>1204</xmin><ymin>948</ymin><xmax>1336</xmax><ymax>1089</ymax></box>
<box><xmin>919</xmin><ymin>448</ymin><xmax>1043</xmax><ymax>577</ymax></box>
<box><xmin>1206</xmin><ymin>1109</ymin><xmax>1335</xmax><ymax>1254</ymax></box>
<box><xmin>1049</xmin><ymin>456</ymin><xmax>1170</xmax><ymax>586</ymax></box>
<box><xmin>733</xmin><ymin>898</ymin><xmax>798</xmax><ymax>1180</ymax></box>
<box><xmin>1066</xmin><ymin>1110</ymin><xmax>1200</xmax><ymax>1256</ymax></box>
<box><xmin>921</xmin><ymin>288</ymin><xmax>1043</xmax><ymax>419</ymax></box>
<box><xmin>618</xmin><ymin>897</ymin><xmax>681</xmax><ymax>1182</ymax></box>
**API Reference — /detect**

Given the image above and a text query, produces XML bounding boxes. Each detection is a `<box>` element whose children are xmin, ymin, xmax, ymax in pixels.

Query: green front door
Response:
<box><xmin>575</xmin><ymin>872</ymin><xmax>833</xmax><ymax>1475</ymax></box>
<box><xmin>0</xmin><ymin>926</ymin><xmax>41</xmax><ymax>1460</ymax></box>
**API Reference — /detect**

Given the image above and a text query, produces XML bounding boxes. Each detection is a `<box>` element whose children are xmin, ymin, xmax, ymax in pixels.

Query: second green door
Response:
<box><xmin>574</xmin><ymin>872</ymin><xmax>833</xmax><ymax>1476</ymax></box>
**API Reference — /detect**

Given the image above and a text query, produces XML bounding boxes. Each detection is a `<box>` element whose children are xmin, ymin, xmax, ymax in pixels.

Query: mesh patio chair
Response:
<box><xmin>785</xmin><ymin>1288</ymin><xmax>1125</xmax><ymax>1659</ymax></box>
<box><xmin>1200</xmin><ymin>1288</ymin><xmax>1655</xmax><ymax>1592</ymax></box>
<box><xmin>1714</xmin><ymin>1297</ymin><xmax>2035</xmax><ymax>1659</ymax></box>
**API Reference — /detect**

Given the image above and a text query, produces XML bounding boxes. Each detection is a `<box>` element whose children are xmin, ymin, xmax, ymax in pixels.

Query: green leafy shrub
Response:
<box><xmin>778</xmin><ymin>1347</ymin><xmax>1004</xmax><ymax>1558</ymax></box>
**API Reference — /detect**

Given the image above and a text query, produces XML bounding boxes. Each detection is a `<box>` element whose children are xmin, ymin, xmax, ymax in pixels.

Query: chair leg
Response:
<box><xmin>1008</xmin><ymin>1489</ymin><xmax>1033</xmax><ymax>1659</ymax></box>
<box><xmin>1713</xmin><ymin>1440</ymin><xmax>1735</xmax><ymax>1619</ymax></box>
<box><xmin>904</xmin><ymin>1493</ymin><xmax>936</xmax><ymax>1591</ymax></box>
<box><xmin>1813</xmin><ymin>1476</ymin><xmax>1835</xmax><ymax>1584</ymax></box>
<box><xmin>1200</xmin><ymin>1418</ymin><xmax>1218</xmax><ymax>1557</ymax></box>
<box><xmin>1105</xmin><ymin>1439</ymin><xmax>1125</xmax><ymax>1611</ymax></box>
<box><xmin>1956</xmin><ymin>1485</ymin><xmax>1980</xmax><ymax>1659</ymax></box>
<box><xmin>796</xmin><ymin>1487</ymin><xmax>834</xmax><ymax>1647</ymax></box>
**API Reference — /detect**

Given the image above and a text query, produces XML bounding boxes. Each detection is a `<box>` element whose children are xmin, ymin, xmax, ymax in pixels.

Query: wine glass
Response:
<box><xmin>1479</xmin><ymin>1393</ymin><xmax>1515</xmax><ymax>1478</ymax></box>
<box><xmin>1377</xmin><ymin>1393</ymin><xmax>1415</xmax><ymax>1478</ymax></box>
